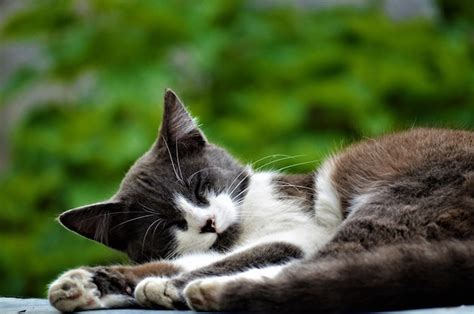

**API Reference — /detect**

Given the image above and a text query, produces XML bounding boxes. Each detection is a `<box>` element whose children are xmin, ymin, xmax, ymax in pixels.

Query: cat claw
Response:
<box><xmin>48</xmin><ymin>268</ymin><xmax>103</xmax><ymax>312</ymax></box>
<box><xmin>134</xmin><ymin>277</ymin><xmax>182</xmax><ymax>309</ymax></box>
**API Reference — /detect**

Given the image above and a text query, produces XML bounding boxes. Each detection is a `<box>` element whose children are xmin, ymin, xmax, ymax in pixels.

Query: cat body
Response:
<box><xmin>48</xmin><ymin>90</ymin><xmax>474</xmax><ymax>312</ymax></box>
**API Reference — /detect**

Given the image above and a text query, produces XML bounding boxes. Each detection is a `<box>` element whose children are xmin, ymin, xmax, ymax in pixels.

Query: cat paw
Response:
<box><xmin>134</xmin><ymin>277</ymin><xmax>182</xmax><ymax>309</ymax></box>
<box><xmin>48</xmin><ymin>268</ymin><xmax>134</xmax><ymax>312</ymax></box>
<box><xmin>48</xmin><ymin>268</ymin><xmax>103</xmax><ymax>312</ymax></box>
<box><xmin>184</xmin><ymin>277</ymin><xmax>225</xmax><ymax>311</ymax></box>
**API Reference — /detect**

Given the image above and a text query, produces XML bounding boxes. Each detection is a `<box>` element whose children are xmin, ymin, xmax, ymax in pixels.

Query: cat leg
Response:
<box><xmin>185</xmin><ymin>240</ymin><xmax>474</xmax><ymax>312</ymax></box>
<box><xmin>48</xmin><ymin>261</ymin><xmax>181</xmax><ymax>312</ymax></box>
<box><xmin>184</xmin><ymin>265</ymin><xmax>285</xmax><ymax>311</ymax></box>
<box><xmin>132</xmin><ymin>251</ymin><xmax>223</xmax><ymax>308</ymax></box>
<box><xmin>134</xmin><ymin>241</ymin><xmax>302</xmax><ymax>309</ymax></box>
<box><xmin>48</xmin><ymin>268</ymin><xmax>130</xmax><ymax>311</ymax></box>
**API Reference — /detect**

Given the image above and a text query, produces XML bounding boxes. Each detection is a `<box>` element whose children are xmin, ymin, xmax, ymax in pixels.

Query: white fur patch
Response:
<box><xmin>234</xmin><ymin>171</ymin><xmax>337</xmax><ymax>256</ymax></box>
<box><xmin>227</xmin><ymin>264</ymin><xmax>284</xmax><ymax>281</ymax></box>
<box><xmin>174</xmin><ymin>228</ymin><xmax>217</xmax><ymax>255</ymax></box>
<box><xmin>173</xmin><ymin>251</ymin><xmax>224</xmax><ymax>272</ymax></box>
<box><xmin>347</xmin><ymin>192</ymin><xmax>375</xmax><ymax>215</ymax></box>
<box><xmin>314</xmin><ymin>158</ymin><xmax>343</xmax><ymax>228</ymax></box>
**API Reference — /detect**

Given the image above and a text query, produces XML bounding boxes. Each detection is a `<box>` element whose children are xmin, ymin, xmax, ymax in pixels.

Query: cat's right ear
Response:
<box><xmin>156</xmin><ymin>89</ymin><xmax>207</xmax><ymax>152</ymax></box>
<box><xmin>58</xmin><ymin>202</ymin><xmax>129</xmax><ymax>251</ymax></box>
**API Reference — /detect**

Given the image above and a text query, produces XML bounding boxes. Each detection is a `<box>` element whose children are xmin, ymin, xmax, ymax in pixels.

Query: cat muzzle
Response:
<box><xmin>200</xmin><ymin>218</ymin><xmax>216</xmax><ymax>233</ymax></box>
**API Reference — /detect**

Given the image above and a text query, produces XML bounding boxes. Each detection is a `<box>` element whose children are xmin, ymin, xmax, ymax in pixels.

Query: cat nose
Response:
<box><xmin>200</xmin><ymin>218</ymin><xmax>216</xmax><ymax>233</ymax></box>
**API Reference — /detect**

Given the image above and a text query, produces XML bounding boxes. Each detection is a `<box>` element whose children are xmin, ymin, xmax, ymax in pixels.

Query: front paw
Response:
<box><xmin>134</xmin><ymin>277</ymin><xmax>184</xmax><ymax>309</ymax></box>
<box><xmin>48</xmin><ymin>268</ymin><xmax>102</xmax><ymax>312</ymax></box>
<box><xmin>48</xmin><ymin>268</ymin><xmax>134</xmax><ymax>312</ymax></box>
<box><xmin>184</xmin><ymin>277</ymin><xmax>226</xmax><ymax>311</ymax></box>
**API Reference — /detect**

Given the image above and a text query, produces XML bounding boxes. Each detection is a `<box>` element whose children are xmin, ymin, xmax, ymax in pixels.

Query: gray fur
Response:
<box><xmin>212</xmin><ymin>128</ymin><xmax>474</xmax><ymax>311</ymax></box>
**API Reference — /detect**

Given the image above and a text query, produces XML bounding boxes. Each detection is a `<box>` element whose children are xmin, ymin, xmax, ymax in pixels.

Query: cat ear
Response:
<box><xmin>58</xmin><ymin>202</ymin><xmax>128</xmax><ymax>251</ymax></box>
<box><xmin>156</xmin><ymin>89</ymin><xmax>207</xmax><ymax>150</ymax></box>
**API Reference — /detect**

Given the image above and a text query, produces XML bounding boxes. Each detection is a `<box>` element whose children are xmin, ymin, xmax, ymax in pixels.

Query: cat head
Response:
<box><xmin>59</xmin><ymin>89</ymin><xmax>250</xmax><ymax>262</ymax></box>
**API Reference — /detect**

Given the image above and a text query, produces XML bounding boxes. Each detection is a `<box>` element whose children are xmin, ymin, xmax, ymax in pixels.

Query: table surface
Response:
<box><xmin>1</xmin><ymin>297</ymin><xmax>474</xmax><ymax>314</ymax></box>
<box><xmin>0</xmin><ymin>297</ymin><xmax>186</xmax><ymax>313</ymax></box>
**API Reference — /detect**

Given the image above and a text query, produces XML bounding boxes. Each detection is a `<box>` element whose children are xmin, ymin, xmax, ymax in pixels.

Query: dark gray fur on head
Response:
<box><xmin>59</xmin><ymin>89</ymin><xmax>249</xmax><ymax>263</ymax></box>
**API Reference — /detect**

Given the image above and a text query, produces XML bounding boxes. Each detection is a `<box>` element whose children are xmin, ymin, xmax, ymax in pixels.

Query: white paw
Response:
<box><xmin>48</xmin><ymin>268</ymin><xmax>134</xmax><ymax>312</ymax></box>
<box><xmin>134</xmin><ymin>277</ymin><xmax>181</xmax><ymax>309</ymax></box>
<box><xmin>48</xmin><ymin>268</ymin><xmax>102</xmax><ymax>312</ymax></box>
<box><xmin>184</xmin><ymin>277</ymin><xmax>226</xmax><ymax>311</ymax></box>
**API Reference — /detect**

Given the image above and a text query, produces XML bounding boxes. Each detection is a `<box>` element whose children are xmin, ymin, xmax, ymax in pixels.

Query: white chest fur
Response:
<box><xmin>235</xmin><ymin>169</ymin><xmax>342</xmax><ymax>256</ymax></box>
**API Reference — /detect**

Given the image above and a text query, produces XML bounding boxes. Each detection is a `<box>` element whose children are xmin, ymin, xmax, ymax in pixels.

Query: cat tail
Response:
<box><xmin>215</xmin><ymin>240</ymin><xmax>474</xmax><ymax>312</ymax></box>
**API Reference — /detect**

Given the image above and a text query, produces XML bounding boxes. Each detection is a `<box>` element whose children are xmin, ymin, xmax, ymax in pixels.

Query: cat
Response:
<box><xmin>48</xmin><ymin>89</ymin><xmax>474</xmax><ymax>312</ymax></box>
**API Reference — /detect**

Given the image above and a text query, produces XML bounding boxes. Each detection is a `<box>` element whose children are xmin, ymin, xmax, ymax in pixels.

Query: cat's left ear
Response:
<box><xmin>58</xmin><ymin>201</ymin><xmax>129</xmax><ymax>251</ymax></box>
<box><xmin>156</xmin><ymin>89</ymin><xmax>207</xmax><ymax>151</ymax></box>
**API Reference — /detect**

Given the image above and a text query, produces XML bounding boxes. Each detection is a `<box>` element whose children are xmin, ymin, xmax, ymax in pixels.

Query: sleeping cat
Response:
<box><xmin>48</xmin><ymin>89</ymin><xmax>474</xmax><ymax>312</ymax></box>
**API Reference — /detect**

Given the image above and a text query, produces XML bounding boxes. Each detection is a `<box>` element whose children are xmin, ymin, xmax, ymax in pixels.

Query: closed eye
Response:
<box><xmin>195</xmin><ymin>180</ymin><xmax>210</xmax><ymax>205</ymax></box>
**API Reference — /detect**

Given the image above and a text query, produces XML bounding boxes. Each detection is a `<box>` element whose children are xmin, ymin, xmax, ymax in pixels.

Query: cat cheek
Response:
<box><xmin>212</xmin><ymin>207</ymin><xmax>238</xmax><ymax>234</ymax></box>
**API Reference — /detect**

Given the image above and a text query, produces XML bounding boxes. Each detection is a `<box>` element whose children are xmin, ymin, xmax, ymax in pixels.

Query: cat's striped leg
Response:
<box><xmin>134</xmin><ymin>242</ymin><xmax>302</xmax><ymax>309</ymax></box>
<box><xmin>48</xmin><ymin>262</ymin><xmax>181</xmax><ymax>312</ymax></box>
<box><xmin>185</xmin><ymin>241</ymin><xmax>474</xmax><ymax>312</ymax></box>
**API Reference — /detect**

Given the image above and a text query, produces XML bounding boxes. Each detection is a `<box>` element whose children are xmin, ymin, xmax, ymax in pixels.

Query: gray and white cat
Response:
<box><xmin>48</xmin><ymin>89</ymin><xmax>474</xmax><ymax>312</ymax></box>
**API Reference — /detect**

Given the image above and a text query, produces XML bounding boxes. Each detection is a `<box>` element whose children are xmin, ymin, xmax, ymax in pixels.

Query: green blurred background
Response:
<box><xmin>0</xmin><ymin>0</ymin><xmax>473</xmax><ymax>298</ymax></box>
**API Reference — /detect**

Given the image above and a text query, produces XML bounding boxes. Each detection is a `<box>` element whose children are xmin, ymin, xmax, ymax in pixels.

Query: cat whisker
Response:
<box><xmin>166</xmin><ymin>247</ymin><xmax>180</xmax><ymax>260</ymax></box>
<box><xmin>226</xmin><ymin>154</ymin><xmax>286</xmax><ymax>194</ymax></box>
<box><xmin>228</xmin><ymin>172</ymin><xmax>250</xmax><ymax>198</ymax></box>
<box><xmin>161</xmin><ymin>135</ymin><xmax>183</xmax><ymax>184</ymax></box>
<box><xmin>137</xmin><ymin>201</ymin><xmax>161</xmax><ymax>215</ymax></box>
<box><xmin>273</xmin><ymin>183</ymin><xmax>315</xmax><ymax>192</ymax></box>
<box><xmin>187</xmin><ymin>166</ymin><xmax>221</xmax><ymax>184</ymax></box>
<box><xmin>175</xmin><ymin>140</ymin><xmax>185</xmax><ymax>183</ymax></box>
<box><xmin>231</xmin><ymin>185</ymin><xmax>250</xmax><ymax>203</ymax></box>
<box><xmin>151</xmin><ymin>219</ymin><xmax>166</xmax><ymax>247</ymax></box>
<box><xmin>227</xmin><ymin>155</ymin><xmax>302</xmax><ymax>195</ymax></box>
<box><xmin>75</xmin><ymin>211</ymin><xmax>152</xmax><ymax>222</ymax></box>
<box><xmin>227</xmin><ymin>167</ymin><xmax>251</xmax><ymax>196</ymax></box>
<box><xmin>250</xmin><ymin>154</ymin><xmax>293</xmax><ymax>168</ymax></box>
<box><xmin>273</xmin><ymin>159</ymin><xmax>319</xmax><ymax>173</ymax></box>
<box><xmin>254</xmin><ymin>154</ymin><xmax>306</xmax><ymax>172</ymax></box>
<box><xmin>110</xmin><ymin>214</ymin><xmax>156</xmax><ymax>231</ymax></box>
<box><xmin>228</xmin><ymin>154</ymin><xmax>310</xmax><ymax>199</ymax></box>
<box><xmin>141</xmin><ymin>218</ymin><xmax>163</xmax><ymax>253</ymax></box>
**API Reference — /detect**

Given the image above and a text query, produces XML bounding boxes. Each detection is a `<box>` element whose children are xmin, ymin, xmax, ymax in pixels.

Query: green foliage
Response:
<box><xmin>0</xmin><ymin>1</ymin><xmax>473</xmax><ymax>297</ymax></box>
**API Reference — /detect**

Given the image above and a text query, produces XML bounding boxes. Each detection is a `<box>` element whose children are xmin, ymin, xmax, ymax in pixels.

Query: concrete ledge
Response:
<box><xmin>0</xmin><ymin>297</ymin><xmax>189</xmax><ymax>313</ymax></box>
<box><xmin>1</xmin><ymin>297</ymin><xmax>473</xmax><ymax>314</ymax></box>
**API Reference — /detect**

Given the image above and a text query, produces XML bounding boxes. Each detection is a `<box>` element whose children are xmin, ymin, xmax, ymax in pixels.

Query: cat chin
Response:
<box><xmin>174</xmin><ymin>228</ymin><xmax>218</xmax><ymax>255</ymax></box>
